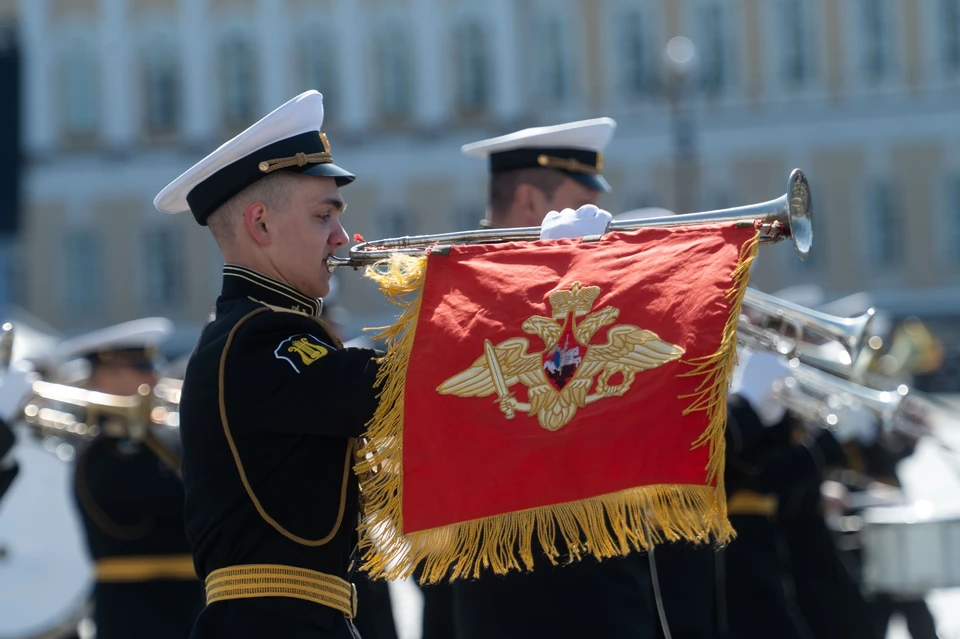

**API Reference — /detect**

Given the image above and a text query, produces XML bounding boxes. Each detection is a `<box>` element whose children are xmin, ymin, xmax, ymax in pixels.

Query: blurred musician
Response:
<box><xmin>57</xmin><ymin>318</ymin><xmax>203</xmax><ymax>639</ymax></box>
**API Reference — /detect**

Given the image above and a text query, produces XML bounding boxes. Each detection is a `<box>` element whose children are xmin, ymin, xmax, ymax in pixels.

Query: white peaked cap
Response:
<box><xmin>56</xmin><ymin>317</ymin><xmax>174</xmax><ymax>363</ymax></box>
<box><xmin>154</xmin><ymin>90</ymin><xmax>355</xmax><ymax>225</ymax></box>
<box><xmin>462</xmin><ymin>118</ymin><xmax>617</xmax><ymax>192</ymax></box>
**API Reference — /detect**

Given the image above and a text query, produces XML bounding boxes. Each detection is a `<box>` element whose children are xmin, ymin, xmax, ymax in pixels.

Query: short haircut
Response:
<box><xmin>489</xmin><ymin>167</ymin><xmax>567</xmax><ymax>222</ymax></box>
<box><xmin>206</xmin><ymin>172</ymin><xmax>298</xmax><ymax>244</ymax></box>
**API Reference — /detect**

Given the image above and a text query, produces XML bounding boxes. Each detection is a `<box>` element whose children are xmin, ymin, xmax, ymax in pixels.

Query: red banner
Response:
<box><xmin>357</xmin><ymin>223</ymin><xmax>759</xmax><ymax>582</ymax></box>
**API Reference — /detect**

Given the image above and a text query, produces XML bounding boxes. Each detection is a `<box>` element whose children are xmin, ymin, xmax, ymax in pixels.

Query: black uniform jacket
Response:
<box><xmin>179</xmin><ymin>265</ymin><xmax>380</xmax><ymax>636</ymax></box>
<box><xmin>73</xmin><ymin>435</ymin><xmax>204</xmax><ymax>639</ymax></box>
<box><xmin>652</xmin><ymin>395</ymin><xmax>766</xmax><ymax>639</ymax></box>
<box><xmin>721</xmin><ymin>409</ymin><xmax>846</xmax><ymax>639</ymax></box>
<box><xmin>777</xmin><ymin>421</ymin><xmax>879</xmax><ymax>639</ymax></box>
<box><xmin>0</xmin><ymin>416</ymin><xmax>18</xmax><ymax>503</ymax></box>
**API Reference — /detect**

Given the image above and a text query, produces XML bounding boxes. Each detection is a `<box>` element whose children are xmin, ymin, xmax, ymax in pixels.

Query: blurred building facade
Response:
<box><xmin>9</xmin><ymin>0</ymin><xmax>960</xmax><ymax>380</ymax></box>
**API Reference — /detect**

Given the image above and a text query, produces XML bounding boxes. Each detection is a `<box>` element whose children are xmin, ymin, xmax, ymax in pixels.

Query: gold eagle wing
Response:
<box><xmin>436</xmin><ymin>337</ymin><xmax>543</xmax><ymax>397</ymax></box>
<box><xmin>575</xmin><ymin>325</ymin><xmax>686</xmax><ymax>383</ymax></box>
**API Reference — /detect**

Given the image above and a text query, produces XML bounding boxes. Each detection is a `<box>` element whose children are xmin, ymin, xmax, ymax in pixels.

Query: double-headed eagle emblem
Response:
<box><xmin>437</xmin><ymin>282</ymin><xmax>686</xmax><ymax>431</ymax></box>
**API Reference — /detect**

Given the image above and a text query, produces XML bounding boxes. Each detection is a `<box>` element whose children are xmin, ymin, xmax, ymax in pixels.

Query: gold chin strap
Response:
<box><xmin>205</xmin><ymin>564</ymin><xmax>358</xmax><ymax>618</ymax></box>
<box><xmin>258</xmin><ymin>133</ymin><xmax>334</xmax><ymax>174</ymax></box>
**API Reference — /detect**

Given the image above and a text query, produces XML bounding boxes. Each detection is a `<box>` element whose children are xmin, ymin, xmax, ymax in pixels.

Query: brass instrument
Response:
<box><xmin>772</xmin><ymin>358</ymin><xmax>910</xmax><ymax>433</ymax></box>
<box><xmin>0</xmin><ymin>322</ymin><xmax>13</xmax><ymax>379</ymax></box>
<box><xmin>22</xmin><ymin>378</ymin><xmax>183</xmax><ymax>474</ymax></box>
<box><xmin>739</xmin><ymin>288</ymin><xmax>876</xmax><ymax>362</ymax></box>
<box><xmin>327</xmin><ymin>169</ymin><xmax>813</xmax><ymax>271</ymax></box>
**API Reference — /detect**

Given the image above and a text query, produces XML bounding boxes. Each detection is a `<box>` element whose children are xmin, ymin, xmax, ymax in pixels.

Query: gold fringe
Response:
<box><xmin>355</xmin><ymin>231</ymin><xmax>760</xmax><ymax>584</ymax></box>
<box><xmin>355</xmin><ymin>254</ymin><xmax>429</xmax><ymax>580</ymax></box>
<box><xmin>678</xmin><ymin>228</ymin><xmax>761</xmax><ymax>528</ymax></box>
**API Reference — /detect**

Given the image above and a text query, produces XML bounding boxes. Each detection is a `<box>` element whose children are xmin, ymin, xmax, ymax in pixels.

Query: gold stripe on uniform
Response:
<box><xmin>727</xmin><ymin>490</ymin><xmax>779</xmax><ymax>517</ymax></box>
<box><xmin>95</xmin><ymin>554</ymin><xmax>197</xmax><ymax>582</ymax></box>
<box><xmin>205</xmin><ymin>564</ymin><xmax>357</xmax><ymax>619</ymax></box>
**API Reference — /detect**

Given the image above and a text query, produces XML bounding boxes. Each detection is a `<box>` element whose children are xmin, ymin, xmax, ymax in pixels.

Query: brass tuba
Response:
<box><xmin>22</xmin><ymin>378</ymin><xmax>183</xmax><ymax>474</ymax></box>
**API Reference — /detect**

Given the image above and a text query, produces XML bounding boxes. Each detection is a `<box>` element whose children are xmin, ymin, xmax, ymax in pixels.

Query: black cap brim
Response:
<box><xmin>302</xmin><ymin>162</ymin><xmax>356</xmax><ymax>187</ymax></box>
<box><xmin>568</xmin><ymin>172</ymin><xmax>611</xmax><ymax>193</ymax></box>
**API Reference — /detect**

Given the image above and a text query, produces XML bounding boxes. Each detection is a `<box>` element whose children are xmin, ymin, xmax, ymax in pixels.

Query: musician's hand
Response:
<box><xmin>539</xmin><ymin>205</ymin><xmax>612</xmax><ymax>241</ymax></box>
<box><xmin>730</xmin><ymin>350</ymin><xmax>790</xmax><ymax>427</ymax></box>
<box><xmin>820</xmin><ymin>480</ymin><xmax>850</xmax><ymax>515</ymax></box>
<box><xmin>832</xmin><ymin>403</ymin><xmax>879</xmax><ymax>445</ymax></box>
<box><xmin>0</xmin><ymin>362</ymin><xmax>38</xmax><ymax>423</ymax></box>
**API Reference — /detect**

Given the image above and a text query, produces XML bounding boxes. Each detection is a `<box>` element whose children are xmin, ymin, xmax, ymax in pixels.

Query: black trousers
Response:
<box><xmin>453</xmin><ymin>554</ymin><xmax>655</xmax><ymax>639</ymax></box>
<box><xmin>869</xmin><ymin>596</ymin><xmax>940</xmax><ymax>639</ymax></box>
<box><xmin>190</xmin><ymin>600</ymin><xmax>362</xmax><ymax>639</ymax></box>
<box><xmin>94</xmin><ymin>580</ymin><xmax>204</xmax><ymax>639</ymax></box>
<box><xmin>653</xmin><ymin>542</ymin><xmax>720</xmax><ymax>639</ymax></box>
<box><xmin>411</xmin><ymin>564</ymin><xmax>457</xmax><ymax>639</ymax></box>
<box><xmin>352</xmin><ymin>573</ymin><xmax>399</xmax><ymax>639</ymax></box>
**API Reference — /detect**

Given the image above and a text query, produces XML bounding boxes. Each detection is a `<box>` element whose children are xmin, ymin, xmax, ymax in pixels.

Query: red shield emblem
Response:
<box><xmin>542</xmin><ymin>313</ymin><xmax>586</xmax><ymax>391</ymax></box>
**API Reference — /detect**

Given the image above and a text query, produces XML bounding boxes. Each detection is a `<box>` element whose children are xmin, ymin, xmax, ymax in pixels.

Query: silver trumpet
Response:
<box><xmin>22</xmin><ymin>378</ymin><xmax>183</xmax><ymax>474</ymax></box>
<box><xmin>327</xmin><ymin>169</ymin><xmax>813</xmax><ymax>271</ymax></box>
<box><xmin>773</xmin><ymin>358</ymin><xmax>909</xmax><ymax>432</ymax></box>
<box><xmin>739</xmin><ymin>288</ymin><xmax>877</xmax><ymax>362</ymax></box>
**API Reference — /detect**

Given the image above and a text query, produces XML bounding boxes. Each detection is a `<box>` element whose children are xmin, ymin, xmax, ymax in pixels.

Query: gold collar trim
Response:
<box><xmin>223</xmin><ymin>265</ymin><xmax>322</xmax><ymax>317</ymax></box>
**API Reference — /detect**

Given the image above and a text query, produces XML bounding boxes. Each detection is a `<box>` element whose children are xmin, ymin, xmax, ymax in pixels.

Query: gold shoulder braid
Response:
<box><xmin>218</xmin><ymin>307</ymin><xmax>353</xmax><ymax>546</ymax></box>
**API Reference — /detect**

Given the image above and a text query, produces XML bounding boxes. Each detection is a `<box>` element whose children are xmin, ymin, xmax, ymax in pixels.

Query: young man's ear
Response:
<box><xmin>514</xmin><ymin>183</ymin><xmax>541</xmax><ymax>220</ymax></box>
<box><xmin>243</xmin><ymin>202</ymin><xmax>271</xmax><ymax>246</ymax></box>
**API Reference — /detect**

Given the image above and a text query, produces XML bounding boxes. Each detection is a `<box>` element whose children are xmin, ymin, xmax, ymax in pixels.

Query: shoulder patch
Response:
<box><xmin>275</xmin><ymin>333</ymin><xmax>333</xmax><ymax>372</ymax></box>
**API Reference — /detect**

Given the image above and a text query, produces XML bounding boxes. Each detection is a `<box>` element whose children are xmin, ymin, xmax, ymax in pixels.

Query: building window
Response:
<box><xmin>778</xmin><ymin>0</ymin><xmax>814</xmax><ymax>87</ymax></box>
<box><xmin>64</xmin><ymin>230</ymin><xmax>102</xmax><ymax>311</ymax></box>
<box><xmin>143</xmin><ymin>227</ymin><xmax>184</xmax><ymax>309</ymax></box>
<box><xmin>617</xmin><ymin>8</ymin><xmax>658</xmax><ymax>100</ymax></box>
<box><xmin>142</xmin><ymin>45</ymin><xmax>181</xmax><ymax>135</ymax></box>
<box><xmin>61</xmin><ymin>41</ymin><xmax>99</xmax><ymax>137</ymax></box>
<box><xmin>454</xmin><ymin>21</ymin><xmax>490</xmax><ymax>114</ymax></box>
<box><xmin>221</xmin><ymin>35</ymin><xmax>258</xmax><ymax>128</ymax></box>
<box><xmin>861</xmin><ymin>0</ymin><xmax>894</xmax><ymax>83</ymax></box>
<box><xmin>379</xmin><ymin>210</ymin><xmax>415</xmax><ymax>238</ymax></box>
<box><xmin>943</xmin><ymin>0</ymin><xmax>960</xmax><ymax>73</ymax></box>
<box><xmin>866</xmin><ymin>182</ymin><xmax>904</xmax><ymax>270</ymax></box>
<box><xmin>299</xmin><ymin>30</ymin><xmax>337</xmax><ymax>112</ymax></box>
<box><xmin>698</xmin><ymin>1</ymin><xmax>733</xmax><ymax>96</ymax></box>
<box><xmin>534</xmin><ymin>16</ymin><xmax>573</xmax><ymax>103</ymax></box>
<box><xmin>376</xmin><ymin>27</ymin><xmax>414</xmax><ymax>120</ymax></box>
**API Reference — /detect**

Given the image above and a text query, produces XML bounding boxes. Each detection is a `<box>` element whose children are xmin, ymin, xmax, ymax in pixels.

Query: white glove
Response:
<box><xmin>730</xmin><ymin>350</ymin><xmax>791</xmax><ymax>427</ymax></box>
<box><xmin>0</xmin><ymin>361</ymin><xmax>38</xmax><ymax>423</ymax></box>
<box><xmin>831</xmin><ymin>403</ymin><xmax>879</xmax><ymax>445</ymax></box>
<box><xmin>539</xmin><ymin>205</ymin><xmax>612</xmax><ymax>241</ymax></box>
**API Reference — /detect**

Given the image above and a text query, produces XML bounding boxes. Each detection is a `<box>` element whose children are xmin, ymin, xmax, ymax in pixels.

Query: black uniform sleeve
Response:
<box><xmin>0</xmin><ymin>416</ymin><xmax>14</xmax><ymax>459</ymax></box>
<box><xmin>224</xmin><ymin>309</ymin><xmax>381</xmax><ymax>438</ymax></box>
<box><xmin>0</xmin><ymin>417</ymin><xmax>17</xmax><ymax>503</ymax></box>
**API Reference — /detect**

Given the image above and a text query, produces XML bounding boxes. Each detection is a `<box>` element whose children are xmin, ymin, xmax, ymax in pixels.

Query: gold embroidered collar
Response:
<box><xmin>222</xmin><ymin>265</ymin><xmax>323</xmax><ymax>318</ymax></box>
